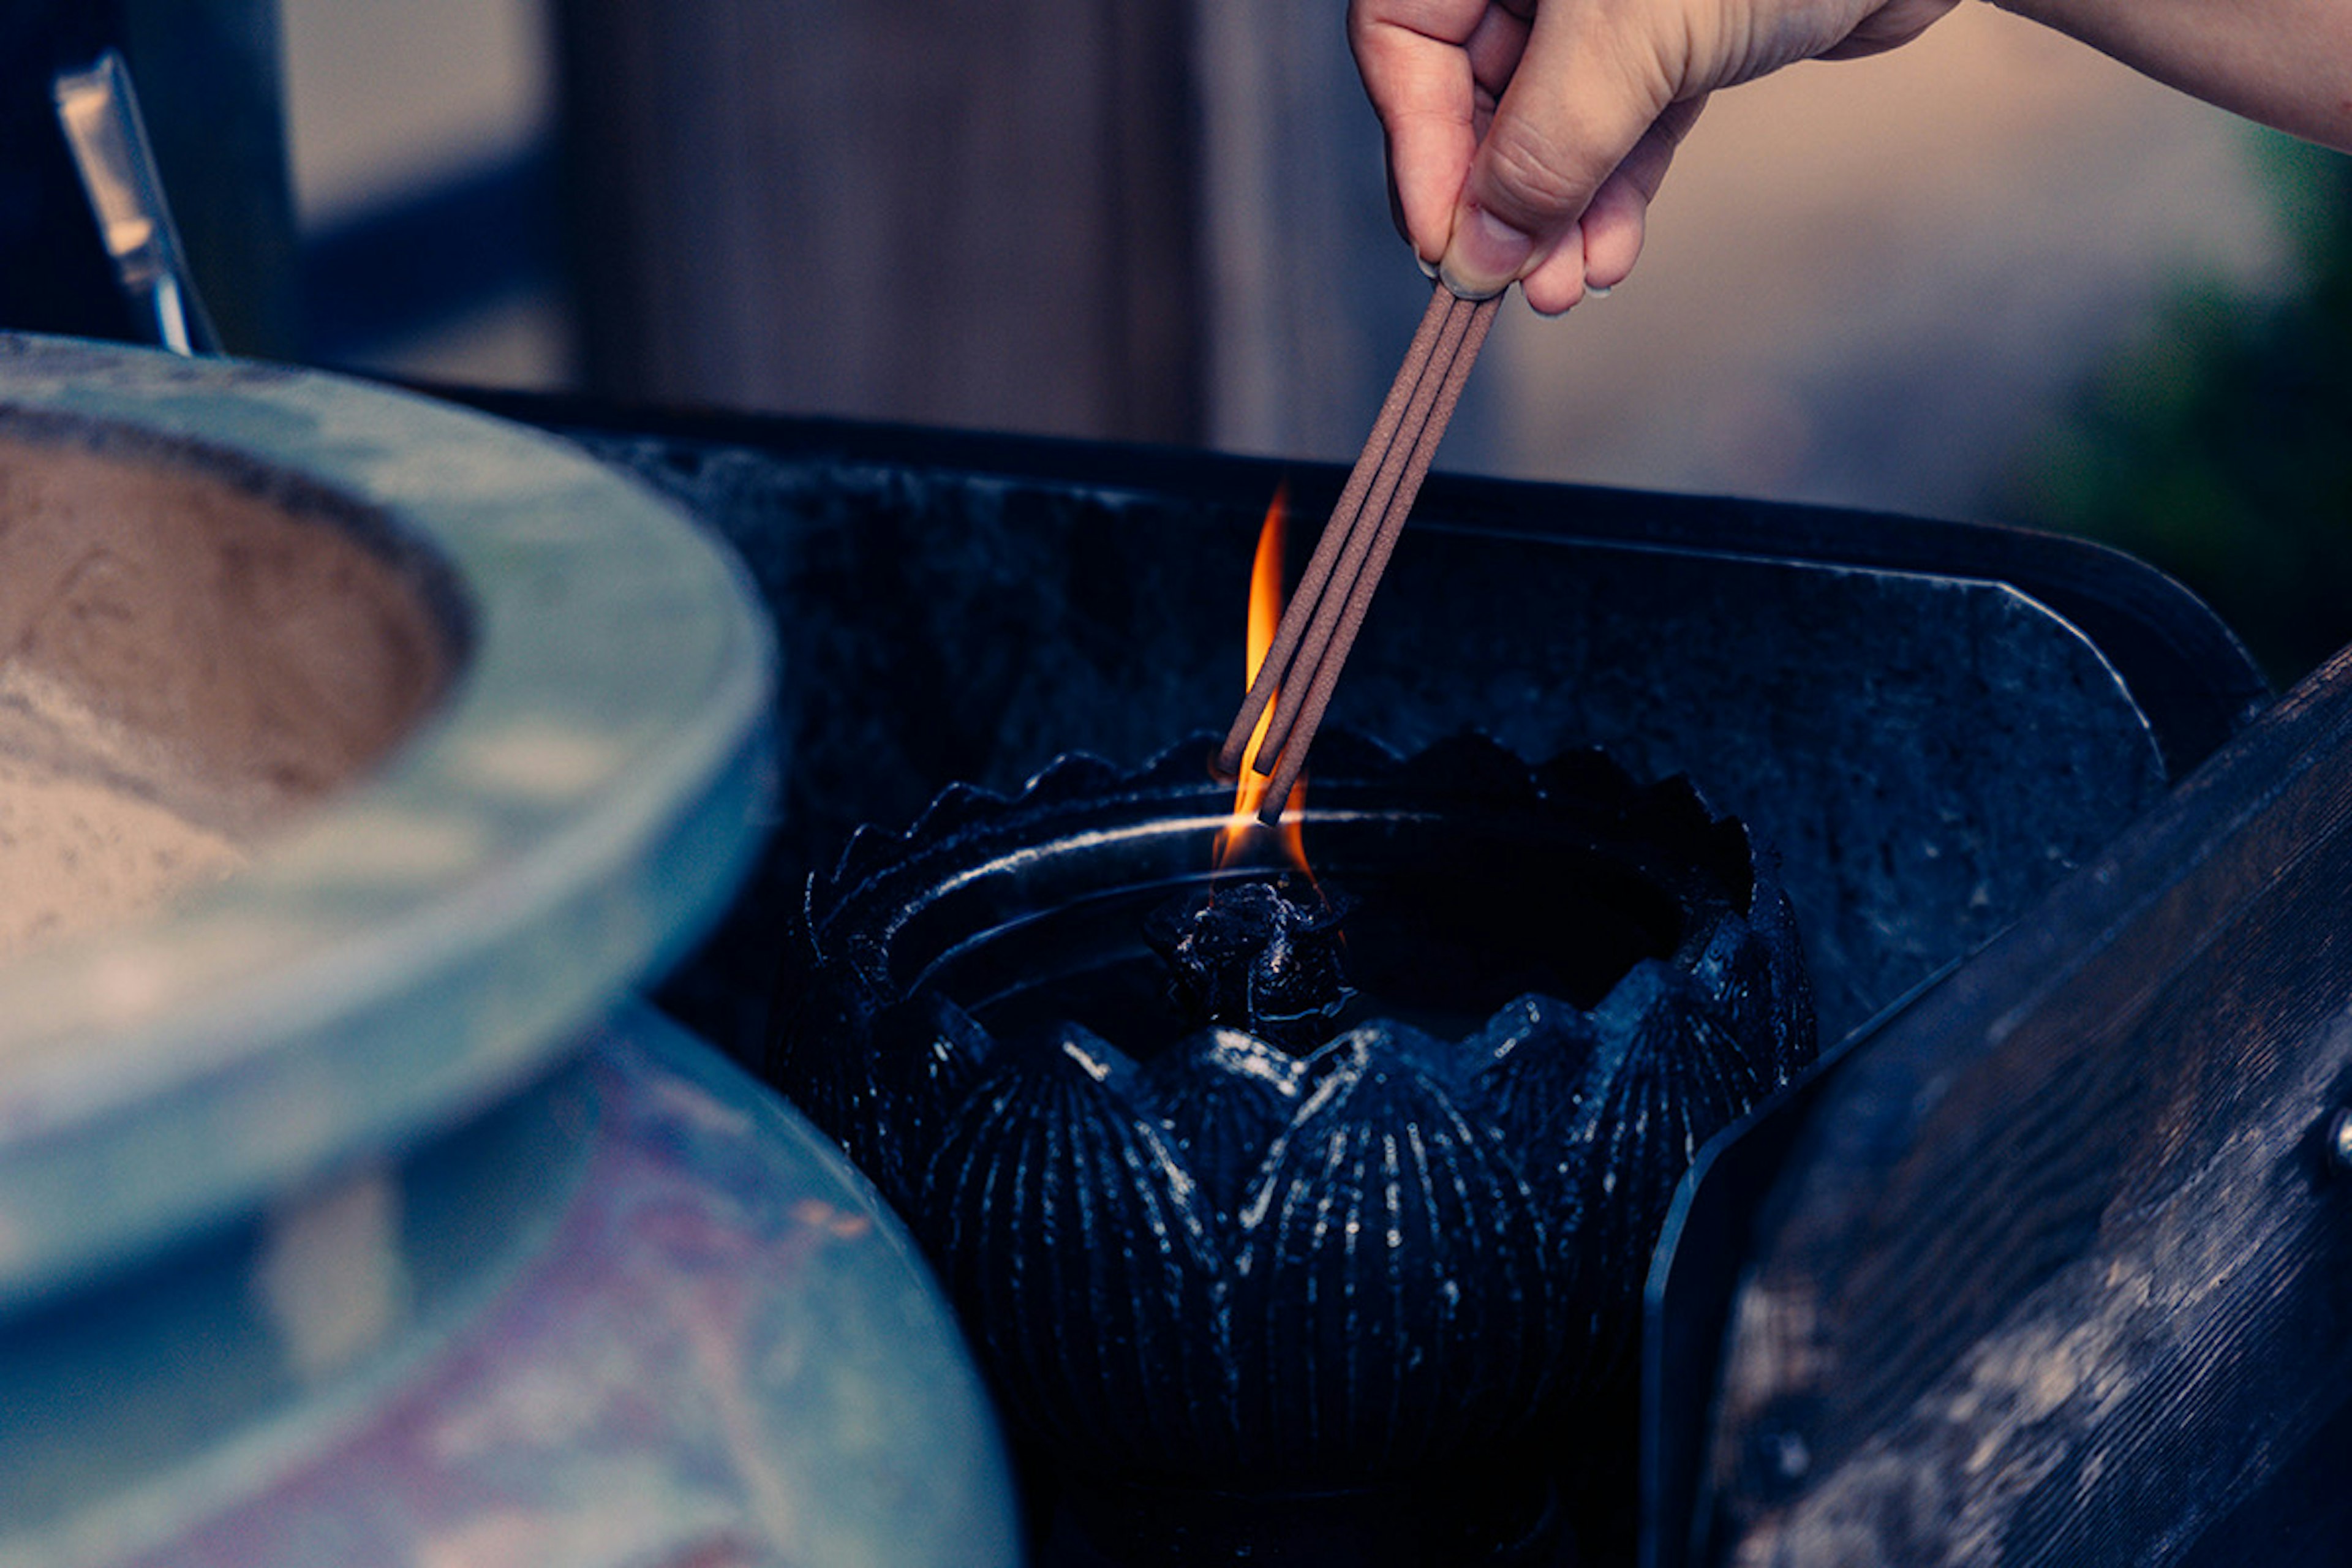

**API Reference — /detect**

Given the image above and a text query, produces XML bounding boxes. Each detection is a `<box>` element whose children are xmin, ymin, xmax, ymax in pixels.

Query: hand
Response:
<box><xmin>1349</xmin><ymin>0</ymin><xmax>1959</xmax><ymax>312</ymax></box>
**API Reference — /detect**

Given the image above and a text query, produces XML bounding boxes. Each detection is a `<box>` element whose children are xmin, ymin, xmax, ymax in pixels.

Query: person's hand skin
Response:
<box><xmin>1996</xmin><ymin>0</ymin><xmax>2352</xmax><ymax>157</ymax></box>
<box><xmin>1353</xmin><ymin>0</ymin><xmax>2352</xmax><ymax>316</ymax></box>
<box><xmin>1351</xmin><ymin>0</ymin><xmax>1961</xmax><ymax>313</ymax></box>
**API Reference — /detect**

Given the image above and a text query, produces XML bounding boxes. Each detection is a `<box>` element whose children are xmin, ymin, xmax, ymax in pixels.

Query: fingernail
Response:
<box><xmin>1417</xmin><ymin>253</ymin><xmax>1439</xmax><ymax>281</ymax></box>
<box><xmin>1439</xmin><ymin>205</ymin><xmax>1537</xmax><ymax>300</ymax></box>
<box><xmin>1585</xmin><ymin>283</ymin><xmax>1612</xmax><ymax>300</ymax></box>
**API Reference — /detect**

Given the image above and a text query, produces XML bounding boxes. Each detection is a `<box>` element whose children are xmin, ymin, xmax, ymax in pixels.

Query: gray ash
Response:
<box><xmin>1143</xmin><ymin>875</ymin><xmax>1354</xmax><ymax>1051</ymax></box>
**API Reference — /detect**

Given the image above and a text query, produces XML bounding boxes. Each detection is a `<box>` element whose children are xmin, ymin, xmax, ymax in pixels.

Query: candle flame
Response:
<box><xmin>1215</xmin><ymin>484</ymin><xmax>1310</xmax><ymax>873</ymax></box>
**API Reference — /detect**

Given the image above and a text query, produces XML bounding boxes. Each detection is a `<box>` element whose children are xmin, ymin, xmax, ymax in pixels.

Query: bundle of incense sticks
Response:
<box><xmin>1216</xmin><ymin>282</ymin><xmax>1502</xmax><ymax>824</ymax></box>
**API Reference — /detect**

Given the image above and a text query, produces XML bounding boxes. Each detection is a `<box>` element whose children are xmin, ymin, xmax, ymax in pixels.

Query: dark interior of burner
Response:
<box><xmin>910</xmin><ymin>812</ymin><xmax>1687</xmax><ymax>1058</ymax></box>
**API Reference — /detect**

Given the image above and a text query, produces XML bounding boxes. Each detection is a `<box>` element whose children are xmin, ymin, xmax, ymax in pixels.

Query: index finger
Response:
<box><xmin>1350</xmin><ymin>0</ymin><xmax>1502</xmax><ymax>264</ymax></box>
<box><xmin>1445</xmin><ymin>0</ymin><xmax>1682</xmax><ymax>295</ymax></box>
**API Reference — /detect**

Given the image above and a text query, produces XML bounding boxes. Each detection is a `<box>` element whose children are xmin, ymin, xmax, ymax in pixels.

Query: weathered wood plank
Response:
<box><xmin>549</xmin><ymin>0</ymin><xmax>1204</xmax><ymax>443</ymax></box>
<box><xmin>1697</xmin><ymin>645</ymin><xmax>2352</xmax><ymax>1564</ymax></box>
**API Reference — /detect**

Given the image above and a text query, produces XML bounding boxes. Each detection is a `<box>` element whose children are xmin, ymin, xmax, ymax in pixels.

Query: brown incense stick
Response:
<box><xmin>1252</xmin><ymin>292</ymin><xmax>1499</xmax><ymax>821</ymax></box>
<box><xmin>1217</xmin><ymin>281</ymin><xmax>1502</xmax><ymax>821</ymax></box>
<box><xmin>1246</xmin><ymin>293</ymin><xmax>1478</xmax><ymax>771</ymax></box>
<box><xmin>1216</xmin><ymin>284</ymin><xmax>1456</xmax><ymax>778</ymax></box>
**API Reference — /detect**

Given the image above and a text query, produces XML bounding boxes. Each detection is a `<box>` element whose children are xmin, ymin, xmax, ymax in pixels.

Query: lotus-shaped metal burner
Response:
<box><xmin>769</xmin><ymin>733</ymin><xmax>1814</xmax><ymax>1562</ymax></box>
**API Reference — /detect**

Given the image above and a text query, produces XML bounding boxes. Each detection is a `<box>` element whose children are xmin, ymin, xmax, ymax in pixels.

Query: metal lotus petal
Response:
<box><xmin>1565</xmin><ymin>960</ymin><xmax>1782</xmax><ymax>1382</ymax></box>
<box><xmin>1463</xmin><ymin>993</ymin><xmax>1608</xmax><ymax>1259</ymax></box>
<box><xmin>1001</xmin><ymin>748</ymin><xmax>1131</xmax><ymax>810</ymax></box>
<box><xmin>918</xmin><ymin>1023</ymin><xmax>1232</xmax><ymax>1476</ymax></box>
<box><xmin>772</xmin><ymin>984</ymin><xmax>990</xmax><ymax>1216</ymax></box>
<box><xmin>1694</xmin><ymin>859</ymin><xmax>1816</xmax><ymax>1088</ymax></box>
<box><xmin>1615</xmin><ymin>770</ymin><xmax>1722</xmax><ymax>847</ymax></box>
<box><xmin>1394</xmin><ymin>729</ymin><xmax>1546</xmax><ymax>805</ymax></box>
<box><xmin>1534</xmin><ymin>747</ymin><xmax>1642</xmax><ymax>812</ymax></box>
<box><xmin>1464</xmin><ymin>805</ymin><xmax>1814</xmax><ymax>1370</ymax></box>
<box><xmin>1228</xmin><ymin>1031</ymin><xmax>1554</xmax><ymax>1481</ymax></box>
<box><xmin>1140</xmin><ymin>1027</ymin><xmax>1308</xmax><ymax>1236</ymax></box>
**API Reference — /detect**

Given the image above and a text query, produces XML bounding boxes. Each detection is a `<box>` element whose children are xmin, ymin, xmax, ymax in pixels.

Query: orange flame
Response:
<box><xmin>1215</xmin><ymin>484</ymin><xmax>1310</xmax><ymax>872</ymax></box>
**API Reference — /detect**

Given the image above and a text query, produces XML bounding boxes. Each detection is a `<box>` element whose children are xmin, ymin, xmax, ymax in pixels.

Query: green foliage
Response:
<box><xmin>2005</xmin><ymin>138</ymin><xmax>2352</xmax><ymax>685</ymax></box>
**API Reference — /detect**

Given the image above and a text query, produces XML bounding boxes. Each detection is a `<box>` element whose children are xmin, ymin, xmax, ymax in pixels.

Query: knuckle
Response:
<box><xmin>1478</xmin><ymin>121</ymin><xmax>1588</xmax><ymax>225</ymax></box>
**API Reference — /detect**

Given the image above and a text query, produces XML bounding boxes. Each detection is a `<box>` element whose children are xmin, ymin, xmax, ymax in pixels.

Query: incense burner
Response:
<box><xmin>770</xmin><ymin>732</ymin><xmax>1815</xmax><ymax>1561</ymax></box>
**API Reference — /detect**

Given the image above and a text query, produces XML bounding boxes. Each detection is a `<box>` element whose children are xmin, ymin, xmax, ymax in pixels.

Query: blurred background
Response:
<box><xmin>6</xmin><ymin>0</ymin><xmax>2348</xmax><ymax>683</ymax></box>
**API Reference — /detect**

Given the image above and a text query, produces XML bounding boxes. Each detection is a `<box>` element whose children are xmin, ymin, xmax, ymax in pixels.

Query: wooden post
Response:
<box><xmin>551</xmin><ymin>0</ymin><xmax>1205</xmax><ymax>444</ymax></box>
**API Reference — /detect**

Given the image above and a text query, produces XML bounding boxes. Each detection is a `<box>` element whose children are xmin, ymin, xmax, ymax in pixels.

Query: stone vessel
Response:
<box><xmin>0</xmin><ymin>334</ymin><xmax>1019</xmax><ymax>1568</ymax></box>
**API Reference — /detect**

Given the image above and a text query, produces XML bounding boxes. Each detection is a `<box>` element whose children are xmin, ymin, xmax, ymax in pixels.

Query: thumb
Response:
<box><xmin>1440</xmin><ymin>3</ymin><xmax>1679</xmax><ymax>298</ymax></box>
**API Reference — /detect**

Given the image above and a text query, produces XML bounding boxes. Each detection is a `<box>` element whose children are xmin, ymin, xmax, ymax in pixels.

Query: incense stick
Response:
<box><xmin>1215</xmin><ymin>285</ymin><xmax>1455</xmax><ymax>778</ymax></box>
<box><xmin>1254</xmin><ymin>293</ymin><xmax>1501</xmax><ymax>813</ymax></box>
<box><xmin>1215</xmin><ymin>281</ymin><xmax>1502</xmax><ymax>823</ymax></box>
<box><xmin>1248</xmin><ymin>293</ymin><xmax>1478</xmax><ymax>771</ymax></box>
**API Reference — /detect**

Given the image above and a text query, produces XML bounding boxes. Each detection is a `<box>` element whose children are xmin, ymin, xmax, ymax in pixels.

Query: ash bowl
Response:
<box><xmin>772</xmin><ymin>731</ymin><xmax>1817</xmax><ymax>1559</ymax></box>
<box><xmin>0</xmin><ymin>334</ymin><xmax>775</xmax><ymax>1305</ymax></box>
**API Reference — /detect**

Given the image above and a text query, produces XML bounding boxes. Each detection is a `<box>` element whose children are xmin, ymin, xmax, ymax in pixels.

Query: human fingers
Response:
<box><xmin>1381</xmin><ymin>6</ymin><xmax>1531</xmax><ymax>252</ymax></box>
<box><xmin>1518</xmin><ymin>224</ymin><xmax>1584</xmax><ymax>317</ymax></box>
<box><xmin>1466</xmin><ymin>4</ymin><xmax>1535</xmax><ymax>141</ymax></box>
<box><xmin>1517</xmin><ymin>91</ymin><xmax>1704</xmax><ymax>314</ymax></box>
<box><xmin>1351</xmin><ymin>0</ymin><xmax>1510</xmax><ymax>265</ymax></box>
<box><xmin>1441</xmin><ymin>0</ymin><xmax>1684</xmax><ymax>300</ymax></box>
<box><xmin>1574</xmin><ymin>94</ymin><xmax>1708</xmax><ymax>292</ymax></box>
